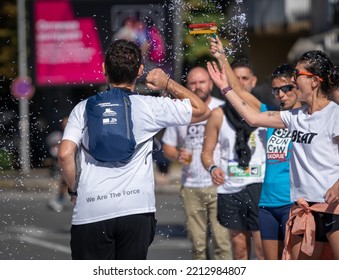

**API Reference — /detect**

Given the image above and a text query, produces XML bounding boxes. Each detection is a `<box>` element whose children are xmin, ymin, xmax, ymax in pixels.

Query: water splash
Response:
<box><xmin>222</xmin><ymin>1</ymin><xmax>249</xmax><ymax>56</ymax></box>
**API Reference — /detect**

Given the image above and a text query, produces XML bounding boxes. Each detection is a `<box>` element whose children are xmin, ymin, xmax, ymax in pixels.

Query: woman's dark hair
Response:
<box><xmin>104</xmin><ymin>39</ymin><xmax>142</xmax><ymax>85</ymax></box>
<box><xmin>271</xmin><ymin>63</ymin><xmax>295</xmax><ymax>81</ymax></box>
<box><xmin>298</xmin><ymin>50</ymin><xmax>339</xmax><ymax>94</ymax></box>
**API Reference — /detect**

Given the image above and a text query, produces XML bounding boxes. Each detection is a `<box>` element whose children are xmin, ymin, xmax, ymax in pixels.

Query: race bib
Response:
<box><xmin>228</xmin><ymin>162</ymin><xmax>262</xmax><ymax>177</ymax></box>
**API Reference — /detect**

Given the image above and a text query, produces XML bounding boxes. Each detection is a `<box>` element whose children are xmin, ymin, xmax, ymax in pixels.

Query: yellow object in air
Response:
<box><xmin>189</xmin><ymin>29</ymin><xmax>217</xmax><ymax>34</ymax></box>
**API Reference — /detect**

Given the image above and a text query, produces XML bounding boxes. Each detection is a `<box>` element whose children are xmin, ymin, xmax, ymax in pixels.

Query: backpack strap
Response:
<box><xmin>118</xmin><ymin>88</ymin><xmax>162</xmax><ymax>164</ymax></box>
<box><xmin>144</xmin><ymin>136</ymin><xmax>161</xmax><ymax>164</ymax></box>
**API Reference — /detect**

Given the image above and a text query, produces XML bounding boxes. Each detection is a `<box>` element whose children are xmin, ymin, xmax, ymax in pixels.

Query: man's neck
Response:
<box><xmin>109</xmin><ymin>83</ymin><xmax>134</xmax><ymax>92</ymax></box>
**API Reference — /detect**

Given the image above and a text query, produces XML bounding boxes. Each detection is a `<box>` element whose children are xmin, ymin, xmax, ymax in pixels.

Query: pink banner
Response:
<box><xmin>34</xmin><ymin>0</ymin><xmax>105</xmax><ymax>86</ymax></box>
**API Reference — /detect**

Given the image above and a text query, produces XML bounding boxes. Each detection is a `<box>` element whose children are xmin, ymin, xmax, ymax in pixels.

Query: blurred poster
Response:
<box><xmin>111</xmin><ymin>5</ymin><xmax>166</xmax><ymax>64</ymax></box>
<box><xmin>110</xmin><ymin>5</ymin><xmax>170</xmax><ymax>85</ymax></box>
<box><xmin>34</xmin><ymin>0</ymin><xmax>105</xmax><ymax>86</ymax></box>
<box><xmin>32</xmin><ymin>0</ymin><xmax>171</xmax><ymax>88</ymax></box>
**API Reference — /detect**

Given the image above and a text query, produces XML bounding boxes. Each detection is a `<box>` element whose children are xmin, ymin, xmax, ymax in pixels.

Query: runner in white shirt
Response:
<box><xmin>208</xmin><ymin>42</ymin><xmax>339</xmax><ymax>260</ymax></box>
<box><xmin>202</xmin><ymin>59</ymin><xmax>266</xmax><ymax>260</ymax></box>
<box><xmin>58</xmin><ymin>39</ymin><xmax>210</xmax><ymax>260</ymax></box>
<box><xmin>162</xmin><ymin>66</ymin><xmax>232</xmax><ymax>260</ymax></box>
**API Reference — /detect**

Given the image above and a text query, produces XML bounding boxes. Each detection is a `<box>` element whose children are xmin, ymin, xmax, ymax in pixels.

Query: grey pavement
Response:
<box><xmin>0</xmin><ymin>162</ymin><xmax>183</xmax><ymax>194</ymax></box>
<box><xmin>0</xmin><ymin>162</ymin><xmax>193</xmax><ymax>260</ymax></box>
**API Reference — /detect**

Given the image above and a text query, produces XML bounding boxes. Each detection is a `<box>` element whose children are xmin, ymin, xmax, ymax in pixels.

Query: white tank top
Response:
<box><xmin>217</xmin><ymin>114</ymin><xmax>267</xmax><ymax>194</ymax></box>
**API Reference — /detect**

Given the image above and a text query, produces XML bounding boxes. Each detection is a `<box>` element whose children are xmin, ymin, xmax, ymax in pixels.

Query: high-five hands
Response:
<box><xmin>206</xmin><ymin>61</ymin><xmax>229</xmax><ymax>91</ymax></box>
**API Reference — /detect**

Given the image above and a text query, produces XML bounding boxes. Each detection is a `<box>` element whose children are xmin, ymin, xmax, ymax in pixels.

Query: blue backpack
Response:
<box><xmin>82</xmin><ymin>87</ymin><xmax>136</xmax><ymax>163</ymax></box>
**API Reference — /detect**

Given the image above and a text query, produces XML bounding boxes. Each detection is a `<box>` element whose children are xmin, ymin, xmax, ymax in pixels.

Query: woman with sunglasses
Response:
<box><xmin>208</xmin><ymin>37</ymin><xmax>301</xmax><ymax>259</ymax></box>
<box><xmin>208</xmin><ymin>38</ymin><xmax>339</xmax><ymax>259</ymax></box>
<box><xmin>255</xmin><ymin>64</ymin><xmax>302</xmax><ymax>259</ymax></box>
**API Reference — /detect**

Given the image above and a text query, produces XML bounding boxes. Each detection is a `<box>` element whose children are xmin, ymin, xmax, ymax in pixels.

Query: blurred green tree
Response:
<box><xmin>183</xmin><ymin>0</ymin><xmax>230</xmax><ymax>71</ymax></box>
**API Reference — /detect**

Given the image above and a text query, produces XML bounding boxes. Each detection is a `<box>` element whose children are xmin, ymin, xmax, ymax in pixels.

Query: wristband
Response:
<box><xmin>221</xmin><ymin>86</ymin><xmax>232</xmax><ymax>96</ymax></box>
<box><xmin>68</xmin><ymin>188</ymin><xmax>78</xmax><ymax>197</ymax></box>
<box><xmin>208</xmin><ymin>164</ymin><xmax>218</xmax><ymax>175</ymax></box>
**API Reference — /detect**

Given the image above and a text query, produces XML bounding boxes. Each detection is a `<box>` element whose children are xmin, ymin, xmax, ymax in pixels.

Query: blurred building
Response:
<box><xmin>235</xmin><ymin>0</ymin><xmax>339</xmax><ymax>82</ymax></box>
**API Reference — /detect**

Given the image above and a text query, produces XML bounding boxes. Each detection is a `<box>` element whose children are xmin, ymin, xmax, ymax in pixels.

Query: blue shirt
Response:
<box><xmin>259</xmin><ymin>104</ymin><xmax>293</xmax><ymax>207</ymax></box>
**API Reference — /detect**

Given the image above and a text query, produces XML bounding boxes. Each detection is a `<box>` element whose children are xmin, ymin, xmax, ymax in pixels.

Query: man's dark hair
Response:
<box><xmin>271</xmin><ymin>63</ymin><xmax>295</xmax><ymax>81</ymax></box>
<box><xmin>230</xmin><ymin>58</ymin><xmax>254</xmax><ymax>74</ymax></box>
<box><xmin>104</xmin><ymin>39</ymin><xmax>142</xmax><ymax>85</ymax></box>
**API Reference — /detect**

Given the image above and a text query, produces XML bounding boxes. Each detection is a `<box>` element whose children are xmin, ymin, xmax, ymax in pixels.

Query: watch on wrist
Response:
<box><xmin>68</xmin><ymin>188</ymin><xmax>78</xmax><ymax>197</ymax></box>
<box><xmin>208</xmin><ymin>164</ymin><xmax>218</xmax><ymax>175</ymax></box>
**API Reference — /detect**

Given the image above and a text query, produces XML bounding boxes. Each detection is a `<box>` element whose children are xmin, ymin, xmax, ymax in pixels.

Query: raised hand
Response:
<box><xmin>146</xmin><ymin>68</ymin><xmax>168</xmax><ymax>91</ymax></box>
<box><xmin>209</xmin><ymin>35</ymin><xmax>225</xmax><ymax>59</ymax></box>
<box><xmin>206</xmin><ymin>61</ymin><xmax>229</xmax><ymax>91</ymax></box>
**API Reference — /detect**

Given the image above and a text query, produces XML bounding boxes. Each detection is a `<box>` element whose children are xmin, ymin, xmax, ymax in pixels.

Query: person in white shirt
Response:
<box><xmin>162</xmin><ymin>66</ymin><xmax>232</xmax><ymax>260</ymax></box>
<box><xmin>58</xmin><ymin>39</ymin><xmax>210</xmax><ymax>260</ymax></box>
<box><xmin>208</xmin><ymin>38</ymin><xmax>339</xmax><ymax>260</ymax></box>
<box><xmin>201</xmin><ymin>59</ymin><xmax>266</xmax><ymax>260</ymax></box>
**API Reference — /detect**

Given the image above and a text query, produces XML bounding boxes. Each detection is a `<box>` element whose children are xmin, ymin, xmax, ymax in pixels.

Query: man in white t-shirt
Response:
<box><xmin>162</xmin><ymin>67</ymin><xmax>232</xmax><ymax>260</ymax></box>
<box><xmin>202</xmin><ymin>58</ymin><xmax>266</xmax><ymax>260</ymax></box>
<box><xmin>58</xmin><ymin>39</ymin><xmax>210</xmax><ymax>260</ymax></box>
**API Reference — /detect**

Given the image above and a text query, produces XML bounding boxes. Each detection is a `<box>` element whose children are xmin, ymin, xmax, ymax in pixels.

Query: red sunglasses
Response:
<box><xmin>292</xmin><ymin>69</ymin><xmax>324</xmax><ymax>82</ymax></box>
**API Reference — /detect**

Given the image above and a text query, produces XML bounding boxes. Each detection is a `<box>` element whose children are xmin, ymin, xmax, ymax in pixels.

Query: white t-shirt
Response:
<box><xmin>280</xmin><ymin>101</ymin><xmax>339</xmax><ymax>202</ymax></box>
<box><xmin>162</xmin><ymin>97</ymin><xmax>224</xmax><ymax>188</ymax></box>
<box><xmin>217</xmin><ymin>113</ymin><xmax>267</xmax><ymax>194</ymax></box>
<box><xmin>63</xmin><ymin>94</ymin><xmax>192</xmax><ymax>225</ymax></box>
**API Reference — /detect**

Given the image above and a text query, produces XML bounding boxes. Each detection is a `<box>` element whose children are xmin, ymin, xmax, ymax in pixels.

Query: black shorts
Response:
<box><xmin>70</xmin><ymin>213</ymin><xmax>157</xmax><ymax>260</ymax></box>
<box><xmin>217</xmin><ymin>183</ymin><xmax>262</xmax><ymax>231</ymax></box>
<box><xmin>297</xmin><ymin>207</ymin><xmax>339</xmax><ymax>242</ymax></box>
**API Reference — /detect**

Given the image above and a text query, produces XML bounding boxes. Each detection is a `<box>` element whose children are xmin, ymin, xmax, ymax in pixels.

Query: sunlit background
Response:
<box><xmin>0</xmin><ymin>0</ymin><xmax>339</xmax><ymax>173</ymax></box>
